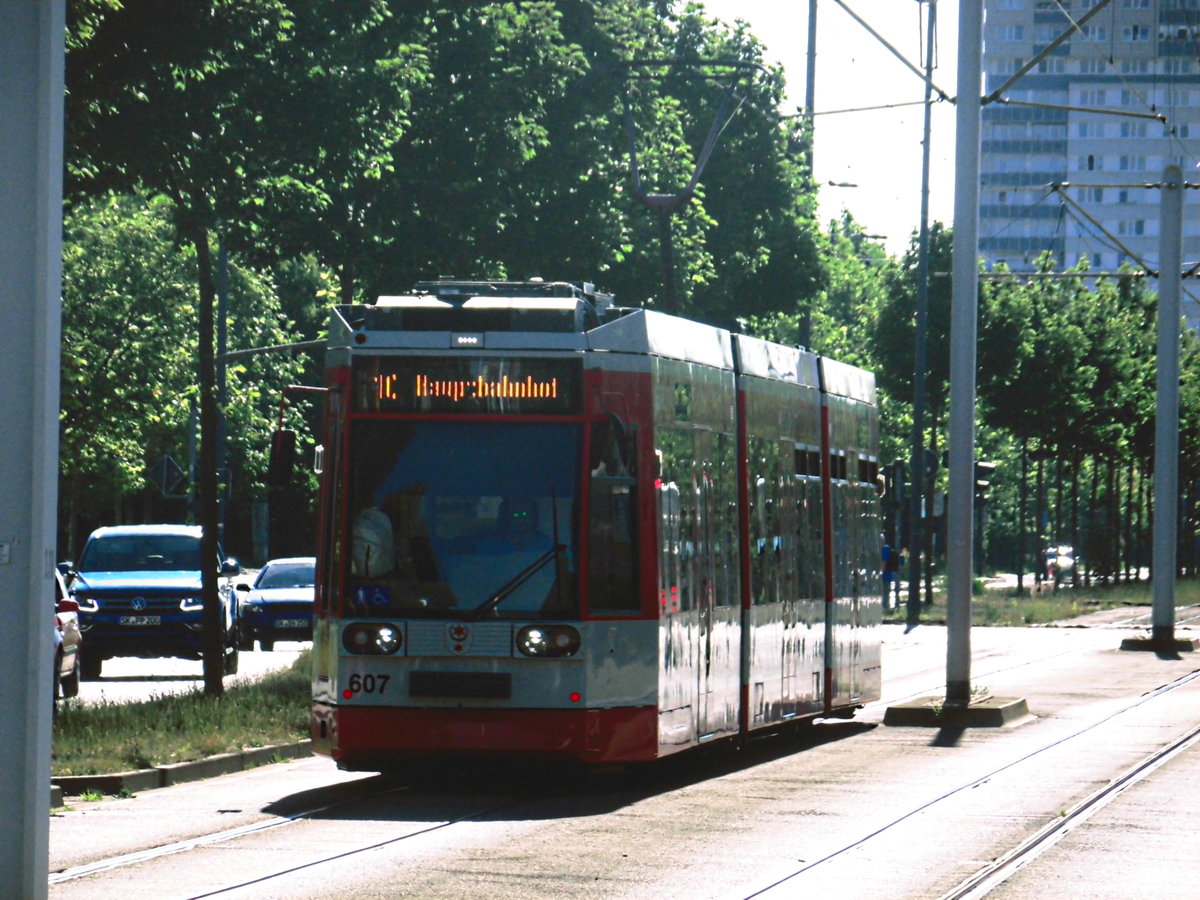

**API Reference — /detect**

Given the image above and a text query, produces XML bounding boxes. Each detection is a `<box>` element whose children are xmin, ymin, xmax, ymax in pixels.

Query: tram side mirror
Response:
<box><xmin>266</xmin><ymin>428</ymin><xmax>297</xmax><ymax>488</ymax></box>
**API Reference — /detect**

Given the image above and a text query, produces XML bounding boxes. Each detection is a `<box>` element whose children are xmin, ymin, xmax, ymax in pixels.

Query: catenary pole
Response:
<box><xmin>946</xmin><ymin>0</ymin><xmax>983</xmax><ymax>707</ymax></box>
<box><xmin>907</xmin><ymin>0</ymin><xmax>938</xmax><ymax>628</ymax></box>
<box><xmin>1152</xmin><ymin>164</ymin><xmax>1183</xmax><ymax>643</ymax></box>
<box><xmin>0</xmin><ymin>2</ymin><xmax>64</xmax><ymax>896</ymax></box>
<box><xmin>805</xmin><ymin>0</ymin><xmax>817</xmax><ymax>177</ymax></box>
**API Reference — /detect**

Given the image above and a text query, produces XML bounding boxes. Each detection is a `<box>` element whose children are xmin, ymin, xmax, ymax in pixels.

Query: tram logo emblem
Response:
<box><xmin>446</xmin><ymin>623</ymin><xmax>471</xmax><ymax>654</ymax></box>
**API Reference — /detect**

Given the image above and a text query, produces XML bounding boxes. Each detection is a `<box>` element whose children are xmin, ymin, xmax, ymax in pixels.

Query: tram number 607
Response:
<box><xmin>348</xmin><ymin>673</ymin><xmax>390</xmax><ymax>695</ymax></box>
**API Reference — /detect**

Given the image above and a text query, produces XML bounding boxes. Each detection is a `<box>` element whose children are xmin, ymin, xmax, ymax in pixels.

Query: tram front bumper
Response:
<box><xmin>313</xmin><ymin>703</ymin><xmax>658</xmax><ymax>767</ymax></box>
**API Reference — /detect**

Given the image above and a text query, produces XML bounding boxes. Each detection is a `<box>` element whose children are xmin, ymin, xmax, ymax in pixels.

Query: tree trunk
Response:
<box><xmin>1070</xmin><ymin>452</ymin><xmax>1081</xmax><ymax>588</ymax></box>
<box><xmin>188</xmin><ymin>216</ymin><xmax>225</xmax><ymax>697</ymax></box>
<box><xmin>1106</xmin><ymin>458</ymin><xmax>1118</xmax><ymax>584</ymax></box>
<box><xmin>1035</xmin><ymin>452</ymin><xmax>1045</xmax><ymax>590</ymax></box>
<box><xmin>1053</xmin><ymin>454</ymin><xmax>1063</xmax><ymax>547</ymax></box>
<box><xmin>1017</xmin><ymin>439</ymin><xmax>1029</xmax><ymax>594</ymax></box>
<box><xmin>1086</xmin><ymin>460</ymin><xmax>1099</xmax><ymax>586</ymax></box>
<box><xmin>923</xmin><ymin>412</ymin><xmax>940</xmax><ymax>607</ymax></box>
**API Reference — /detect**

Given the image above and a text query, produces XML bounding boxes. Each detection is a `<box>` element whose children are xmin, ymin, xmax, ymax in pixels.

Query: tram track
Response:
<box><xmin>940</xmin><ymin>715</ymin><xmax>1200</xmax><ymax>899</ymax></box>
<box><xmin>1084</xmin><ymin>602</ymin><xmax>1200</xmax><ymax>630</ymax></box>
<box><xmin>868</xmin><ymin>626</ymin><xmax>1109</xmax><ymax>713</ymax></box>
<box><xmin>49</xmin><ymin>629</ymin><xmax>1200</xmax><ymax>899</ymax></box>
<box><xmin>746</xmin><ymin>665</ymin><xmax>1200</xmax><ymax>899</ymax></box>
<box><xmin>183</xmin><ymin>797</ymin><xmax>531</xmax><ymax>900</ymax></box>
<box><xmin>51</xmin><ymin>776</ymin><xmax>534</xmax><ymax>897</ymax></box>
<box><xmin>52</xmin><ymin>628</ymin><xmax>1072</xmax><ymax>895</ymax></box>
<box><xmin>872</xmin><ymin>609</ymin><xmax>1200</xmax><ymax>715</ymax></box>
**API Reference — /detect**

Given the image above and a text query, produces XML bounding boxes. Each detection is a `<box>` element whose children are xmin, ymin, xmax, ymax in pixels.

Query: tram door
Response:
<box><xmin>695</xmin><ymin>432</ymin><xmax>738</xmax><ymax>741</ymax></box>
<box><xmin>311</xmin><ymin>388</ymin><xmax>343</xmax><ymax>728</ymax></box>
<box><xmin>696</xmin><ymin>464</ymin><xmax>715</xmax><ymax>737</ymax></box>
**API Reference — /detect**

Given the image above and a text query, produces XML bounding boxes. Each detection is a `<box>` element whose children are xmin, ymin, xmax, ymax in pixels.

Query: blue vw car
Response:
<box><xmin>60</xmin><ymin>524</ymin><xmax>241</xmax><ymax>679</ymax></box>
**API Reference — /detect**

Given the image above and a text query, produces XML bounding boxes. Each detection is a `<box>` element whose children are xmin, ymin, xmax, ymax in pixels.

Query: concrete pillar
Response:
<box><xmin>0</xmin><ymin>2</ymin><xmax>65</xmax><ymax>895</ymax></box>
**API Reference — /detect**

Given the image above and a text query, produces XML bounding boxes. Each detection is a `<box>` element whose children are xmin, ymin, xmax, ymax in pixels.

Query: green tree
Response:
<box><xmin>60</xmin><ymin>192</ymin><xmax>309</xmax><ymax>558</ymax></box>
<box><xmin>345</xmin><ymin>2</ymin><xmax>826</xmax><ymax>322</ymax></box>
<box><xmin>873</xmin><ymin>222</ymin><xmax>953</xmax><ymax>430</ymax></box>
<box><xmin>60</xmin><ymin>194</ymin><xmax>199</xmax><ymax>551</ymax></box>
<box><xmin>66</xmin><ymin>0</ymin><xmax>408</xmax><ymax>691</ymax></box>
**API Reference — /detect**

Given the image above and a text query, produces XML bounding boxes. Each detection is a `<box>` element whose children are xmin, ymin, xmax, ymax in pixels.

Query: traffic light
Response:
<box><xmin>266</xmin><ymin>429</ymin><xmax>297</xmax><ymax>488</ymax></box>
<box><xmin>974</xmin><ymin>460</ymin><xmax>996</xmax><ymax>503</ymax></box>
<box><xmin>922</xmin><ymin>447</ymin><xmax>939</xmax><ymax>481</ymax></box>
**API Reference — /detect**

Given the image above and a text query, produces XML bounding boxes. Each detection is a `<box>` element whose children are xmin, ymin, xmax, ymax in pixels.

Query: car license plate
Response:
<box><xmin>275</xmin><ymin>618</ymin><xmax>307</xmax><ymax>629</ymax></box>
<box><xmin>119</xmin><ymin>615</ymin><xmax>161</xmax><ymax>626</ymax></box>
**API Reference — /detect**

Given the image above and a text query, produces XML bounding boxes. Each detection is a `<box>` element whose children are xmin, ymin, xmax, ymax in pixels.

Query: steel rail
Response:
<box><xmin>942</xmin><ymin>695</ymin><xmax>1200</xmax><ymax>899</ymax></box>
<box><xmin>743</xmin><ymin>665</ymin><xmax>1200</xmax><ymax>899</ymax></box>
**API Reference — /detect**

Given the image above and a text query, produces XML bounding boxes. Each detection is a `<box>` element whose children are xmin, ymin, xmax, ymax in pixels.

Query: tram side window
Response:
<box><xmin>794</xmin><ymin>445</ymin><xmax>825</xmax><ymax>602</ymax></box>
<box><xmin>588</xmin><ymin>419</ymin><xmax>639</xmax><ymax>615</ymax></box>
<box><xmin>588</xmin><ymin>479</ymin><xmax>639</xmax><ymax>615</ymax></box>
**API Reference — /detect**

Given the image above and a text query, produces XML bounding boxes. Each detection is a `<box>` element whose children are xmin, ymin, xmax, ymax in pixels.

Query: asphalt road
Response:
<box><xmin>46</xmin><ymin>616</ymin><xmax>1200</xmax><ymax>899</ymax></box>
<box><xmin>66</xmin><ymin>566</ymin><xmax>307</xmax><ymax>705</ymax></box>
<box><xmin>70</xmin><ymin>643</ymin><xmax>308</xmax><ymax>706</ymax></box>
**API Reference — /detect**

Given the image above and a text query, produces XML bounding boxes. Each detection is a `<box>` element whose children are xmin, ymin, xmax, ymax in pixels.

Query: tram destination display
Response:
<box><xmin>353</xmin><ymin>356</ymin><xmax>582</xmax><ymax>414</ymax></box>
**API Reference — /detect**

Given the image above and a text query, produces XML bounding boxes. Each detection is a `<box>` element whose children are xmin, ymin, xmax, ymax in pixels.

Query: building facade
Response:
<box><xmin>980</xmin><ymin>0</ymin><xmax>1200</xmax><ymax>323</ymax></box>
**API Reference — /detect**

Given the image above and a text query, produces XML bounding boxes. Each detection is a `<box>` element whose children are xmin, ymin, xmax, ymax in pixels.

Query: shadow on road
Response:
<box><xmin>262</xmin><ymin>719</ymin><xmax>877</xmax><ymax>824</ymax></box>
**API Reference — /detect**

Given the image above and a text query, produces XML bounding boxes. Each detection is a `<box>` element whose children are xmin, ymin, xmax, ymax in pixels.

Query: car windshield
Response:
<box><xmin>346</xmin><ymin>420</ymin><xmax>580</xmax><ymax>619</ymax></box>
<box><xmin>78</xmin><ymin>534</ymin><xmax>202</xmax><ymax>572</ymax></box>
<box><xmin>256</xmin><ymin>562</ymin><xmax>316</xmax><ymax>589</ymax></box>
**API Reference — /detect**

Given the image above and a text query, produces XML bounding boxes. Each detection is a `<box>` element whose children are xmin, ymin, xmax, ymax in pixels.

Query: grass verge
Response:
<box><xmin>52</xmin><ymin>650</ymin><xmax>311</xmax><ymax>777</ymax></box>
<box><xmin>890</xmin><ymin>576</ymin><xmax>1200</xmax><ymax>627</ymax></box>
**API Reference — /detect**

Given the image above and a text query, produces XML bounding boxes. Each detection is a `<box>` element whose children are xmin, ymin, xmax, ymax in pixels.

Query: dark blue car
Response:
<box><xmin>235</xmin><ymin>557</ymin><xmax>315</xmax><ymax>651</ymax></box>
<box><xmin>62</xmin><ymin>524</ymin><xmax>241</xmax><ymax>679</ymax></box>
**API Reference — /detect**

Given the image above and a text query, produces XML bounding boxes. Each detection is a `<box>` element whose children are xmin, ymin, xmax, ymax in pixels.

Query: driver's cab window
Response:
<box><xmin>347</xmin><ymin>421</ymin><xmax>580</xmax><ymax>618</ymax></box>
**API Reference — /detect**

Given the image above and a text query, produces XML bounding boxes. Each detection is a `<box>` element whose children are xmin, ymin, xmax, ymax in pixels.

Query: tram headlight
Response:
<box><xmin>342</xmin><ymin>622</ymin><xmax>403</xmax><ymax>655</ymax></box>
<box><xmin>515</xmin><ymin>624</ymin><xmax>581</xmax><ymax>658</ymax></box>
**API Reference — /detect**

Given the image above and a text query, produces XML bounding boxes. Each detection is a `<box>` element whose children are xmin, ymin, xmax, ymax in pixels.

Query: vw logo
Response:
<box><xmin>131</xmin><ymin>596</ymin><xmax>147</xmax><ymax>611</ymax></box>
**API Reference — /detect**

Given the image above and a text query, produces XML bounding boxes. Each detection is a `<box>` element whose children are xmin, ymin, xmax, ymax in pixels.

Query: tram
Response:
<box><xmin>288</xmin><ymin>279</ymin><xmax>881</xmax><ymax>770</ymax></box>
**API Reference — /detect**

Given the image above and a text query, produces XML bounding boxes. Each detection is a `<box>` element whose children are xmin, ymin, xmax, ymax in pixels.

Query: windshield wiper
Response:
<box><xmin>467</xmin><ymin>545</ymin><xmax>564</xmax><ymax>620</ymax></box>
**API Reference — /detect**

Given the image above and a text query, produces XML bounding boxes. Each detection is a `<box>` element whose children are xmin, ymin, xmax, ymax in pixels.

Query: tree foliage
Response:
<box><xmin>60</xmin><ymin>192</ymin><xmax>309</xmax><ymax>553</ymax></box>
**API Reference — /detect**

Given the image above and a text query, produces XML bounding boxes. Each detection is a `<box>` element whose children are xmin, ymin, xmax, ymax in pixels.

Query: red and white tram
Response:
<box><xmin>299</xmin><ymin>279</ymin><xmax>881</xmax><ymax>770</ymax></box>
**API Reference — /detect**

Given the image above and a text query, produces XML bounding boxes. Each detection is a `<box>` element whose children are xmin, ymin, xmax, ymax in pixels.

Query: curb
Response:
<box><xmin>51</xmin><ymin>740</ymin><xmax>312</xmax><ymax>801</ymax></box>
<box><xmin>882</xmin><ymin>695</ymin><xmax>1033</xmax><ymax>729</ymax></box>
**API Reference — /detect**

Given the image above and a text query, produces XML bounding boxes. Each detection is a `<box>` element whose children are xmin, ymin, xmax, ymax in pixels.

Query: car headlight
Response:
<box><xmin>342</xmin><ymin>622</ymin><xmax>403</xmax><ymax>655</ymax></box>
<box><xmin>179</xmin><ymin>596</ymin><xmax>202</xmax><ymax>611</ymax></box>
<box><xmin>243</xmin><ymin>602</ymin><xmax>263</xmax><ymax>615</ymax></box>
<box><xmin>516</xmin><ymin>624</ymin><xmax>581</xmax><ymax>658</ymax></box>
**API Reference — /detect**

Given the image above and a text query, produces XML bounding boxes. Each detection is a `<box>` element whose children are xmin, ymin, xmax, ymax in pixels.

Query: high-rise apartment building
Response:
<box><xmin>980</xmin><ymin>0</ymin><xmax>1200</xmax><ymax>324</ymax></box>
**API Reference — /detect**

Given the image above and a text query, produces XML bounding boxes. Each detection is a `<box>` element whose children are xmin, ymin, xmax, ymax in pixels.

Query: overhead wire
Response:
<box><xmin>1050</xmin><ymin>182</ymin><xmax>1200</xmax><ymax>315</ymax></box>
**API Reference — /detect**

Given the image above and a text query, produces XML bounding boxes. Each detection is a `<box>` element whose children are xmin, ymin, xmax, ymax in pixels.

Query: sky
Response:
<box><xmin>699</xmin><ymin>0</ymin><xmax>961</xmax><ymax>255</ymax></box>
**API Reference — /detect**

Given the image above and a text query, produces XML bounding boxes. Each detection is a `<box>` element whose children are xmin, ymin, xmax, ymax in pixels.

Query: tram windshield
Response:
<box><xmin>345</xmin><ymin>420</ymin><xmax>581</xmax><ymax>619</ymax></box>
